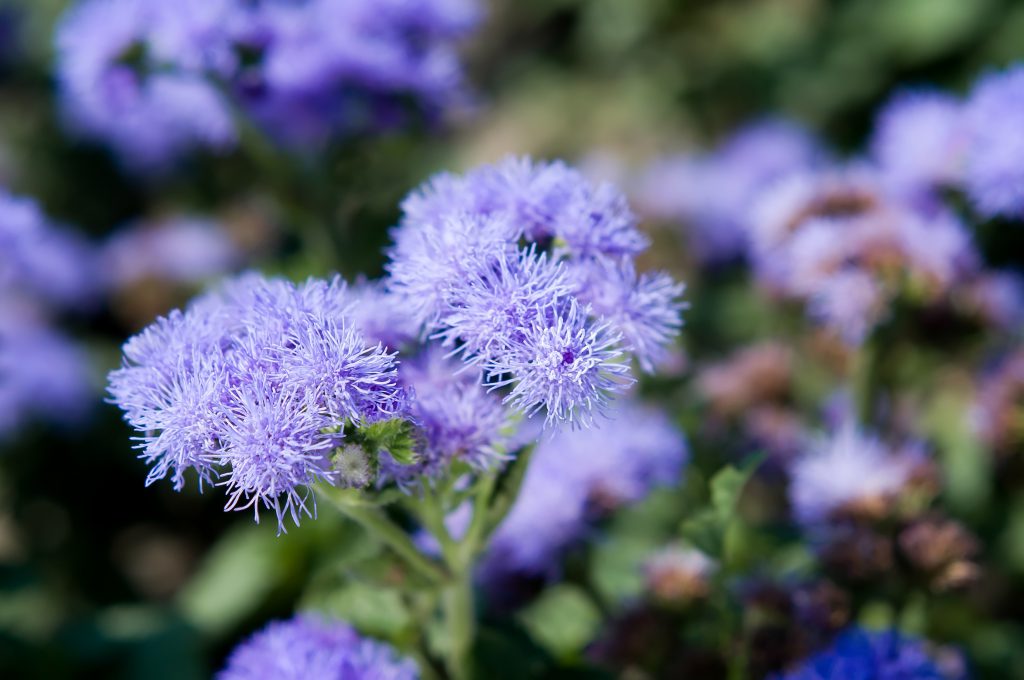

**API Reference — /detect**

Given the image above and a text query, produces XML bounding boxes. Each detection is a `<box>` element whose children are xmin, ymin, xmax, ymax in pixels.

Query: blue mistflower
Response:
<box><xmin>218</xmin><ymin>614</ymin><xmax>419</xmax><ymax>680</ymax></box>
<box><xmin>386</xmin><ymin>157</ymin><xmax>685</xmax><ymax>425</ymax></box>
<box><xmin>773</xmin><ymin>626</ymin><xmax>966</xmax><ymax>680</ymax></box>
<box><xmin>964</xmin><ymin>64</ymin><xmax>1024</xmax><ymax>219</ymax></box>
<box><xmin>486</xmin><ymin>300</ymin><xmax>632</xmax><ymax>427</ymax></box>
<box><xmin>55</xmin><ymin>0</ymin><xmax>237</xmax><ymax>169</ymax></box>
<box><xmin>108</xmin><ymin>273</ymin><xmax>405</xmax><ymax>530</ymax></box>
<box><xmin>0</xmin><ymin>189</ymin><xmax>99</xmax><ymax>309</ymax></box>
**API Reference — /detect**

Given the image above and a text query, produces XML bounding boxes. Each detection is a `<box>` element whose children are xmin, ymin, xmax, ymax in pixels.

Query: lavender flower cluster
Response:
<box><xmin>108</xmin><ymin>273</ymin><xmax>407</xmax><ymax>530</ymax></box>
<box><xmin>386</xmin><ymin>156</ymin><xmax>686</xmax><ymax>426</ymax></box>
<box><xmin>218</xmin><ymin>614</ymin><xmax>418</xmax><ymax>680</ymax></box>
<box><xmin>56</xmin><ymin>0</ymin><xmax>481</xmax><ymax>168</ymax></box>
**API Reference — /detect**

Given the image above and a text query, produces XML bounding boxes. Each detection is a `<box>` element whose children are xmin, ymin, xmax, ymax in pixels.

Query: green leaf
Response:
<box><xmin>679</xmin><ymin>458</ymin><xmax>761</xmax><ymax>562</ymax></box>
<box><xmin>176</xmin><ymin>524</ymin><xmax>284</xmax><ymax>635</ymax></box>
<box><xmin>318</xmin><ymin>583</ymin><xmax>412</xmax><ymax>639</ymax></box>
<box><xmin>518</xmin><ymin>585</ymin><xmax>601</xmax><ymax>660</ymax></box>
<box><xmin>352</xmin><ymin>417</ymin><xmax>419</xmax><ymax>466</ymax></box>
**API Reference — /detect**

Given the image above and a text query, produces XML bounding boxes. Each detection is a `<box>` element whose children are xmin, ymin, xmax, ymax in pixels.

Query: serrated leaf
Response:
<box><xmin>353</xmin><ymin>417</ymin><xmax>419</xmax><ymax>466</ymax></box>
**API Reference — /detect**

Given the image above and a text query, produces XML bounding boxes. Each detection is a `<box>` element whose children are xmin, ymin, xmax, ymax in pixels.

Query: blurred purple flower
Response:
<box><xmin>871</xmin><ymin>90</ymin><xmax>966</xmax><ymax>192</ymax></box>
<box><xmin>964</xmin><ymin>64</ymin><xmax>1024</xmax><ymax>219</ymax></box>
<box><xmin>482</xmin><ymin>400</ymin><xmax>687</xmax><ymax>577</ymax></box>
<box><xmin>633</xmin><ymin>119</ymin><xmax>823</xmax><ymax>263</ymax></box>
<box><xmin>0</xmin><ymin>298</ymin><xmax>94</xmax><ymax>439</ymax></box>
<box><xmin>218</xmin><ymin>614</ymin><xmax>419</xmax><ymax>680</ymax></box>
<box><xmin>55</xmin><ymin>0</ymin><xmax>238</xmax><ymax>169</ymax></box>
<box><xmin>102</xmin><ymin>216</ymin><xmax>240</xmax><ymax>288</ymax></box>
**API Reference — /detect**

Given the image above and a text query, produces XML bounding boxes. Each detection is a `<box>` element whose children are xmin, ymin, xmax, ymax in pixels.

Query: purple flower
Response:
<box><xmin>218</xmin><ymin>614</ymin><xmax>419</xmax><ymax>680</ymax></box>
<box><xmin>386</xmin><ymin>158</ymin><xmax>684</xmax><ymax>424</ymax></box>
<box><xmin>788</xmin><ymin>423</ymin><xmax>926</xmax><ymax>528</ymax></box>
<box><xmin>871</xmin><ymin>90</ymin><xmax>966</xmax><ymax>192</ymax></box>
<box><xmin>569</xmin><ymin>258</ymin><xmax>686</xmax><ymax>372</ymax></box>
<box><xmin>772</xmin><ymin>626</ymin><xmax>966</xmax><ymax>680</ymax></box>
<box><xmin>102</xmin><ymin>216</ymin><xmax>240</xmax><ymax>288</ymax></box>
<box><xmin>348</xmin><ymin>279</ymin><xmax>420</xmax><ymax>350</ymax></box>
<box><xmin>55</xmin><ymin>0</ymin><xmax>237</xmax><ymax>169</ymax></box>
<box><xmin>964</xmin><ymin>64</ymin><xmax>1024</xmax><ymax>219</ymax></box>
<box><xmin>482</xmin><ymin>400</ymin><xmax>687</xmax><ymax>576</ymax></box>
<box><xmin>232</xmin><ymin>0</ymin><xmax>479</xmax><ymax>146</ymax></box>
<box><xmin>393</xmin><ymin>348</ymin><xmax>510</xmax><ymax>478</ymax></box>
<box><xmin>108</xmin><ymin>273</ymin><xmax>405</xmax><ymax>531</ymax></box>
<box><xmin>633</xmin><ymin>119</ymin><xmax>823</xmax><ymax>263</ymax></box>
<box><xmin>0</xmin><ymin>299</ymin><xmax>94</xmax><ymax>439</ymax></box>
<box><xmin>0</xmin><ymin>189</ymin><xmax>99</xmax><ymax>308</ymax></box>
<box><xmin>485</xmin><ymin>300</ymin><xmax>632</xmax><ymax>427</ymax></box>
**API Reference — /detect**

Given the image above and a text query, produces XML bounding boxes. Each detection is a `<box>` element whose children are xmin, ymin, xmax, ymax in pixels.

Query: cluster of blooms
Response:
<box><xmin>101</xmin><ymin>216</ymin><xmax>240</xmax><ymax>289</ymax></box>
<box><xmin>773</xmin><ymin>626</ymin><xmax>966</xmax><ymax>680</ymax></box>
<box><xmin>386</xmin><ymin>156</ymin><xmax>686</xmax><ymax>426</ymax></box>
<box><xmin>218</xmin><ymin>614</ymin><xmax>418</xmax><ymax>680</ymax></box>
<box><xmin>0</xmin><ymin>190</ymin><xmax>96</xmax><ymax>437</ymax></box>
<box><xmin>107</xmin><ymin>273</ymin><xmax>408</xmax><ymax>530</ymax></box>
<box><xmin>787</xmin><ymin>422</ymin><xmax>932</xmax><ymax>530</ymax></box>
<box><xmin>748</xmin><ymin>165</ymin><xmax>977</xmax><ymax>343</ymax></box>
<box><xmin>870</xmin><ymin>65</ymin><xmax>1024</xmax><ymax>219</ymax></box>
<box><xmin>55</xmin><ymin>0</ymin><xmax>480</xmax><ymax>168</ymax></box>
<box><xmin>0</xmin><ymin>298</ymin><xmax>93</xmax><ymax>439</ymax></box>
<box><xmin>480</xmin><ymin>400</ymin><xmax>687</xmax><ymax>578</ymax></box>
<box><xmin>633</xmin><ymin>119</ymin><xmax>824</xmax><ymax>263</ymax></box>
<box><xmin>0</xmin><ymin>188</ymin><xmax>98</xmax><ymax>308</ymax></box>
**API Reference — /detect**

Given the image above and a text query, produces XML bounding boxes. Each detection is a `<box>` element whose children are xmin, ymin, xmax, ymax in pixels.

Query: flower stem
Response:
<box><xmin>442</xmin><ymin>570</ymin><xmax>475</xmax><ymax>680</ymax></box>
<box><xmin>319</xmin><ymin>488</ymin><xmax>448</xmax><ymax>584</ymax></box>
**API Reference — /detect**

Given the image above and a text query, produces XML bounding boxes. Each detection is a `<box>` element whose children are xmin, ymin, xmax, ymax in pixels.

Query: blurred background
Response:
<box><xmin>2</xmin><ymin>0</ymin><xmax>1024</xmax><ymax>678</ymax></box>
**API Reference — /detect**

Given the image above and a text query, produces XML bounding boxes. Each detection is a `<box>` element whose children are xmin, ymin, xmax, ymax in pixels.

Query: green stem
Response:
<box><xmin>319</xmin><ymin>489</ymin><xmax>448</xmax><ymax>584</ymax></box>
<box><xmin>852</xmin><ymin>337</ymin><xmax>878</xmax><ymax>425</ymax></box>
<box><xmin>442</xmin><ymin>573</ymin><xmax>475</xmax><ymax>680</ymax></box>
<box><xmin>483</xmin><ymin>444</ymin><xmax>536</xmax><ymax>541</ymax></box>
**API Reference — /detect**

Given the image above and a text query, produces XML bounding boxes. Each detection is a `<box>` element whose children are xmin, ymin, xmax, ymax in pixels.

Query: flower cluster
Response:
<box><xmin>0</xmin><ymin>298</ymin><xmax>94</xmax><ymax>439</ymax></box>
<box><xmin>773</xmin><ymin>626</ymin><xmax>966</xmax><ymax>680</ymax></box>
<box><xmin>101</xmin><ymin>216</ymin><xmax>241</xmax><ymax>289</ymax></box>
<box><xmin>218</xmin><ymin>614</ymin><xmax>419</xmax><ymax>680</ymax></box>
<box><xmin>386</xmin><ymin>157</ymin><xmax>686</xmax><ymax>425</ymax></box>
<box><xmin>481</xmin><ymin>400</ymin><xmax>687</xmax><ymax>578</ymax></box>
<box><xmin>788</xmin><ymin>423</ymin><xmax>931</xmax><ymax>529</ymax></box>
<box><xmin>972</xmin><ymin>349</ymin><xmax>1024</xmax><ymax>457</ymax></box>
<box><xmin>56</xmin><ymin>0</ymin><xmax>481</xmax><ymax>167</ymax></box>
<box><xmin>0</xmin><ymin>188</ymin><xmax>98</xmax><ymax>308</ymax></box>
<box><xmin>633</xmin><ymin>119</ymin><xmax>823</xmax><ymax>263</ymax></box>
<box><xmin>107</xmin><ymin>273</ymin><xmax>407</xmax><ymax>530</ymax></box>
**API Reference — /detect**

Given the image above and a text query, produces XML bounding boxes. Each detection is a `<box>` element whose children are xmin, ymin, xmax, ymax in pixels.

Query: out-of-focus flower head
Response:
<box><xmin>748</xmin><ymin>166</ymin><xmax>977</xmax><ymax>343</ymax></box>
<box><xmin>964</xmin><ymin>63</ymin><xmax>1024</xmax><ymax>219</ymax></box>
<box><xmin>0</xmin><ymin>297</ymin><xmax>94</xmax><ymax>439</ymax></box>
<box><xmin>107</xmin><ymin>273</ymin><xmax>407</xmax><ymax>531</ymax></box>
<box><xmin>972</xmin><ymin>350</ymin><xmax>1024</xmax><ymax>456</ymax></box>
<box><xmin>899</xmin><ymin>516</ymin><xmax>980</xmax><ymax>592</ymax></box>
<box><xmin>957</xmin><ymin>270</ymin><xmax>1024</xmax><ymax>331</ymax></box>
<box><xmin>788</xmin><ymin>423</ymin><xmax>932</xmax><ymax>529</ymax></box>
<box><xmin>633</xmin><ymin>119</ymin><xmax>823</xmax><ymax>263</ymax></box>
<box><xmin>218</xmin><ymin>613</ymin><xmax>419</xmax><ymax>680</ymax></box>
<box><xmin>232</xmin><ymin>0</ymin><xmax>481</xmax><ymax>146</ymax></box>
<box><xmin>102</xmin><ymin>216</ymin><xmax>240</xmax><ymax>289</ymax></box>
<box><xmin>643</xmin><ymin>546</ymin><xmax>717</xmax><ymax>605</ymax></box>
<box><xmin>0</xmin><ymin>189</ymin><xmax>99</xmax><ymax>309</ymax></box>
<box><xmin>482</xmin><ymin>401</ymin><xmax>687</xmax><ymax>578</ymax></box>
<box><xmin>55</xmin><ymin>0</ymin><xmax>238</xmax><ymax>169</ymax></box>
<box><xmin>771</xmin><ymin>626</ymin><xmax>966</xmax><ymax>680</ymax></box>
<box><xmin>386</xmin><ymin>157</ymin><xmax>685</xmax><ymax>425</ymax></box>
<box><xmin>871</xmin><ymin>90</ymin><xmax>967</xmax><ymax>193</ymax></box>
<box><xmin>347</xmin><ymin>278</ymin><xmax>420</xmax><ymax>351</ymax></box>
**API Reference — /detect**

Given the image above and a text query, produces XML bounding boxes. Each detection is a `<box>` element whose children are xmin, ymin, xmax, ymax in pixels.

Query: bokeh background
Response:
<box><xmin>2</xmin><ymin>0</ymin><xmax>1023</xmax><ymax>678</ymax></box>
